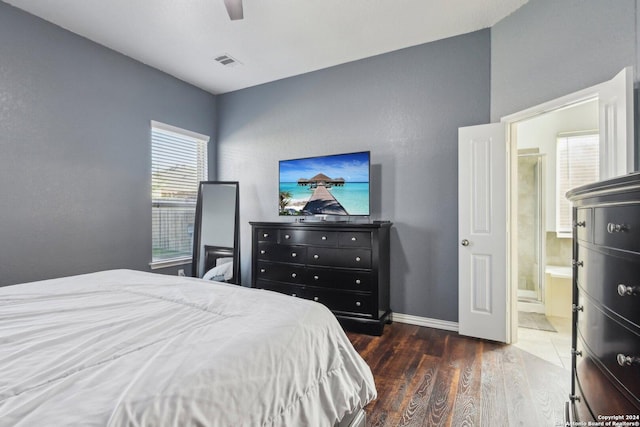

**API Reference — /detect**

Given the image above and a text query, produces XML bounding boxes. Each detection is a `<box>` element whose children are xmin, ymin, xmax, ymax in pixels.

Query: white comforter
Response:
<box><xmin>0</xmin><ymin>269</ymin><xmax>376</xmax><ymax>426</ymax></box>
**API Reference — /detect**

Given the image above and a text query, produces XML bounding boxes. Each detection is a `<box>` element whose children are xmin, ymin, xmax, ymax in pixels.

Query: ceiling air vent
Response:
<box><xmin>214</xmin><ymin>54</ymin><xmax>241</xmax><ymax>67</ymax></box>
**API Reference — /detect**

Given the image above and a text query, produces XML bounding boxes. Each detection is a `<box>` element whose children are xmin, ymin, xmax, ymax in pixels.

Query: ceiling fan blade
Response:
<box><xmin>223</xmin><ymin>0</ymin><xmax>243</xmax><ymax>20</ymax></box>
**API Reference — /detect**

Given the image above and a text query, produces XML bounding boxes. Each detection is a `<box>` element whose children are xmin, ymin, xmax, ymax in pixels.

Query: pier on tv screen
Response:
<box><xmin>278</xmin><ymin>151</ymin><xmax>370</xmax><ymax>216</ymax></box>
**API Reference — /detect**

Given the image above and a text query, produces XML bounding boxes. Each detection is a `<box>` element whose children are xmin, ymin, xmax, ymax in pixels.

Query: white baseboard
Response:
<box><xmin>391</xmin><ymin>312</ymin><xmax>459</xmax><ymax>332</ymax></box>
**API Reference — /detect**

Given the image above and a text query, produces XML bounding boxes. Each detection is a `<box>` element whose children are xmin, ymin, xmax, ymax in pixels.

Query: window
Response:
<box><xmin>151</xmin><ymin>121</ymin><xmax>208</xmax><ymax>267</ymax></box>
<box><xmin>556</xmin><ymin>132</ymin><xmax>599</xmax><ymax>237</ymax></box>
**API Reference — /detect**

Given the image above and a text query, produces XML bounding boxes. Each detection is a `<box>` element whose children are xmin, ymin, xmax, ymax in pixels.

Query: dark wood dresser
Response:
<box><xmin>250</xmin><ymin>221</ymin><xmax>392</xmax><ymax>335</ymax></box>
<box><xmin>565</xmin><ymin>172</ymin><xmax>640</xmax><ymax>422</ymax></box>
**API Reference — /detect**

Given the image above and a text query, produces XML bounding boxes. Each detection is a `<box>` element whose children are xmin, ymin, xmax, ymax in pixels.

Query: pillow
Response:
<box><xmin>216</xmin><ymin>257</ymin><xmax>234</xmax><ymax>267</ymax></box>
<box><xmin>202</xmin><ymin>261</ymin><xmax>233</xmax><ymax>282</ymax></box>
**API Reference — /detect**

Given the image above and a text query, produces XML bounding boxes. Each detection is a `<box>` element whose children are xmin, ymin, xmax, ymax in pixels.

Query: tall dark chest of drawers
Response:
<box><xmin>250</xmin><ymin>221</ymin><xmax>392</xmax><ymax>335</ymax></box>
<box><xmin>566</xmin><ymin>172</ymin><xmax>640</xmax><ymax>422</ymax></box>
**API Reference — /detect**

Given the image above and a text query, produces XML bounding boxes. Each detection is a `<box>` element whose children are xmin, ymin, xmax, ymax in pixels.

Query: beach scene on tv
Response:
<box><xmin>279</xmin><ymin>152</ymin><xmax>370</xmax><ymax>216</ymax></box>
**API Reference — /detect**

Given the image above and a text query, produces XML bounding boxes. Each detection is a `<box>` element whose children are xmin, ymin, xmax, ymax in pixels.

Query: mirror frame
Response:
<box><xmin>191</xmin><ymin>181</ymin><xmax>240</xmax><ymax>284</ymax></box>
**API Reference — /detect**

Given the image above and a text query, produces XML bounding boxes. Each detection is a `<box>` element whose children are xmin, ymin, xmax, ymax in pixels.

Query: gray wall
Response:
<box><xmin>216</xmin><ymin>31</ymin><xmax>491</xmax><ymax>322</ymax></box>
<box><xmin>491</xmin><ymin>0</ymin><xmax>638</xmax><ymax>121</ymax></box>
<box><xmin>0</xmin><ymin>2</ymin><xmax>217</xmax><ymax>285</ymax></box>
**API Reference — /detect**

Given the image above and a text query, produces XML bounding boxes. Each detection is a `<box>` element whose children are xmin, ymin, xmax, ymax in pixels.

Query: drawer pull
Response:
<box><xmin>351</xmin><ymin>236</ymin><xmax>357</xmax><ymax>241</ymax></box>
<box><xmin>313</xmin><ymin>296</ymin><xmax>319</xmax><ymax>302</ymax></box>
<box><xmin>617</xmin><ymin>284</ymin><xmax>639</xmax><ymax>296</ymax></box>
<box><xmin>355</xmin><ymin>256</ymin><xmax>361</xmax><ymax>262</ymax></box>
<box><xmin>616</xmin><ymin>354</ymin><xmax>640</xmax><ymax>367</ymax></box>
<box><xmin>284</xmin><ymin>234</ymin><xmax>290</xmax><ymax>239</ymax></box>
<box><xmin>573</xmin><ymin>220</ymin><xmax>586</xmax><ymax>228</ymax></box>
<box><xmin>571</xmin><ymin>349</ymin><xmax>583</xmax><ymax>357</ymax></box>
<box><xmin>260</xmin><ymin>250</ymin><xmax>266</xmax><ymax>255</ymax></box>
<box><xmin>313</xmin><ymin>254</ymin><xmax>319</xmax><ymax>259</ymax></box>
<box><xmin>355</xmin><ymin>279</ymin><xmax>361</xmax><ymax>285</ymax></box>
<box><xmin>355</xmin><ymin>301</ymin><xmax>362</xmax><ymax>307</ymax></box>
<box><xmin>260</xmin><ymin>268</ymin><xmax>266</xmax><ymax>273</ymax></box>
<box><xmin>572</xmin><ymin>304</ymin><xmax>584</xmax><ymax>312</ymax></box>
<box><xmin>263</xmin><ymin>233</ymin><xmax>269</xmax><ymax>238</ymax></box>
<box><xmin>321</xmin><ymin>236</ymin><xmax>327</xmax><ymax>240</ymax></box>
<box><xmin>569</xmin><ymin>394</ymin><xmax>581</xmax><ymax>402</ymax></box>
<box><xmin>607</xmin><ymin>222</ymin><xmax>628</xmax><ymax>233</ymax></box>
<box><xmin>572</xmin><ymin>260</ymin><xmax>583</xmax><ymax>267</ymax></box>
<box><xmin>313</xmin><ymin>275</ymin><xmax>319</xmax><ymax>280</ymax></box>
<box><xmin>291</xmin><ymin>273</ymin><xmax>297</xmax><ymax>278</ymax></box>
<box><xmin>291</xmin><ymin>252</ymin><xmax>297</xmax><ymax>258</ymax></box>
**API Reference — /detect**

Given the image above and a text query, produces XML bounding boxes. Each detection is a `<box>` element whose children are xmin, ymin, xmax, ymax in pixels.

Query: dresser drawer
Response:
<box><xmin>256</xmin><ymin>228</ymin><xmax>277</xmax><ymax>243</ymax></box>
<box><xmin>258</xmin><ymin>281</ymin><xmax>373</xmax><ymax>316</ymax></box>
<box><xmin>307</xmin><ymin>247</ymin><xmax>372</xmax><ymax>269</ymax></box>
<box><xmin>256</xmin><ymin>261</ymin><xmax>306</xmax><ymax>284</ymax></box>
<box><xmin>307</xmin><ymin>267</ymin><xmax>373</xmax><ymax>291</ymax></box>
<box><xmin>256</xmin><ymin>280</ymin><xmax>305</xmax><ymax>298</ymax></box>
<box><xmin>577</xmin><ymin>294</ymin><xmax>640</xmax><ymax>403</ymax></box>
<box><xmin>577</xmin><ymin>248</ymin><xmax>640</xmax><ymax>327</ymax></box>
<box><xmin>594</xmin><ymin>204</ymin><xmax>640</xmax><ymax>254</ymax></box>
<box><xmin>306</xmin><ymin>288</ymin><xmax>373</xmax><ymax>316</ymax></box>
<box><xmin>279</xmin><ymin>229</ymin><xmax>338</xmax><ymax>246</ymax></box>
<box><xmin>575</xmin><ymin>332</ymin><xmax>640</xmax><ymax>416</ymax></box>
<box><xmin>575</xmin><ymin>208</ymin><xmax>592</xmax><ymax>243</ymax></box>
<box><xmin>257</xmin><ymin>242</ymin><xmax>306</xmax><ymax>264</ymax></box>
<box><xmin>338</xmin><ymin>231</ymin><xmax>372</xmax><ymax>248</ymax></box>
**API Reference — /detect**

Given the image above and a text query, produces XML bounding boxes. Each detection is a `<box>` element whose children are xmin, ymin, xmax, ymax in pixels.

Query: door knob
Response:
<box><xmin>461</xmin><ymin>239</ymin><xmax>470</xmax><ymax>246</ymax></box>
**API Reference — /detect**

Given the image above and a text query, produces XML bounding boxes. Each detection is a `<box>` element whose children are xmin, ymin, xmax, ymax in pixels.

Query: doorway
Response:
<box><xmin>510</xmin><ymin>98</ymin><xmax>598</xmax><ymax>369</ymax></box>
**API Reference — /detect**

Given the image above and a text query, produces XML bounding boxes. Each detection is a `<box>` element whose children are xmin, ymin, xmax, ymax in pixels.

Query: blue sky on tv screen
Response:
<box><xmin>279</xmin><ymin>152</ymin><xmax>369</xmax><ymax>183</ymax></box>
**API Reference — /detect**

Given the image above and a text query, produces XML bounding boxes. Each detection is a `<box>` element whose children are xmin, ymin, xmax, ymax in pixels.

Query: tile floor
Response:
<box><xmin>514</xmin><ymin>315</ymin><xmax>572</xmax><ymax>370</ymax></box>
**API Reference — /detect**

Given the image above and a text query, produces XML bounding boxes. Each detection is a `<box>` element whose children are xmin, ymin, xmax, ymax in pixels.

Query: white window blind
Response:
<box><xmin>556</xmin><ymin>132</ymin><xmax>599</xmax><ymax>237</ymax></box>
<box><xmin>151</xmin><ymin>122</ymin><xmax>208</xmax><ymax>266</ymax></box>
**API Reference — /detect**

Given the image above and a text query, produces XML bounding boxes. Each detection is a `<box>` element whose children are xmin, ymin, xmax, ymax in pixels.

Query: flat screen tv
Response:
<box><xmin>279</xmin><ymin>151</ymin><xmax>370</xmax><ymax>216</ymax></box>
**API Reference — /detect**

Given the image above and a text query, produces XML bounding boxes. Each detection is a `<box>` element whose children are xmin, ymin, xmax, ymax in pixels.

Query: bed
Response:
<box><xmin>0</xmin><ymin>269</ymin><xmax>376</xmax><ymax>426</ymax></box>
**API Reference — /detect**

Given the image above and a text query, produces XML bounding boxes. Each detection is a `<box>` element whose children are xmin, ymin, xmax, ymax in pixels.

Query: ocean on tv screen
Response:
<box><xmin>279</xmin><ymin>181</ymin><xmax>369</xmax><ymax>216</ymax></box>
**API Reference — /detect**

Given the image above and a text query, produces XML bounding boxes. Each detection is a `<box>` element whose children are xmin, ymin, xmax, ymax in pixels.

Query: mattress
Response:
<box><xmin>0</xmin><ymin>269</ymin><xmax>376</xmax><ymax>426</ymax></box>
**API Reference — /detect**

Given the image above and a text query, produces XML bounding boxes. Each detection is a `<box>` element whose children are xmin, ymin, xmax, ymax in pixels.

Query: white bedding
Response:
<box><xmin>0</xmin><ymin>269</ymin><xmax>376</xmax><ymax>426</ymax></box>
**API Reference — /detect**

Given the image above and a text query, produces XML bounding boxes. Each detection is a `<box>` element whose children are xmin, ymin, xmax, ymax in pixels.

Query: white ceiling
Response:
<box><xmin>4</xmin><ymin>0</ymin><xmax>527</xmax><ymax>95</ymax></box>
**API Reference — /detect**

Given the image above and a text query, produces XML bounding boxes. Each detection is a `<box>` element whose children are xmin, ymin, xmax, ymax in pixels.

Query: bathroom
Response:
<box><xmin>514</xmin><ymin>98</ymin><xmax>599</xmax><ymax>367</ymax></box>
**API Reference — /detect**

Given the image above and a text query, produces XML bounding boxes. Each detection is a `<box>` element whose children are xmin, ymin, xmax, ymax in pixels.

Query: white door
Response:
<box><xmin>599</xmin><ymin>66</ymin><xmax>635</xmax><ymax>179</ymax></box>
<box><xmin>458</xmin><ymin>123</ymin><xmax>509</xmax><ymax>343</ymax></box>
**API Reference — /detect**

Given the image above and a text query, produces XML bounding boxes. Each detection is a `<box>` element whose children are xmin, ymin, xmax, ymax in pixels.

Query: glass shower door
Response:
<box><xmin>517</xmin><ymin>152</ymin><xmax>545</xmax><ymax>304</ymax></box>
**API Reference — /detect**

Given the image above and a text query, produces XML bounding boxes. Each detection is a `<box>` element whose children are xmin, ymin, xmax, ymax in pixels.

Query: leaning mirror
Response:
<box><xmin>192</xmin><ymin>181</ymin><xmax>240</xmax><ymax>284</ymax></box>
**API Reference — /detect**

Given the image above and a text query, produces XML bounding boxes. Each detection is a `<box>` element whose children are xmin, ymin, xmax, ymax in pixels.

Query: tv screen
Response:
<box><xmin>279</xmin><ymin>151</ymin><xmax>370</xmax><ymax>216</ymax></box>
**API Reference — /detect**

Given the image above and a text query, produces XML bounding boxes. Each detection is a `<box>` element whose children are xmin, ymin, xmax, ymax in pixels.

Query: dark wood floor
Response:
<box><xmin>347</xmin><ymin>323</ymin><xmax>570</xmax><ymax>427</ymax></box>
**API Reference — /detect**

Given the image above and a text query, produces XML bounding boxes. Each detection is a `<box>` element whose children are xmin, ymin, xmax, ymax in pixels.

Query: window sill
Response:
<box><xmin>149</xmin><ymin>257</ymin><xmax>191</xmax><ymax>270</ymax></box>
